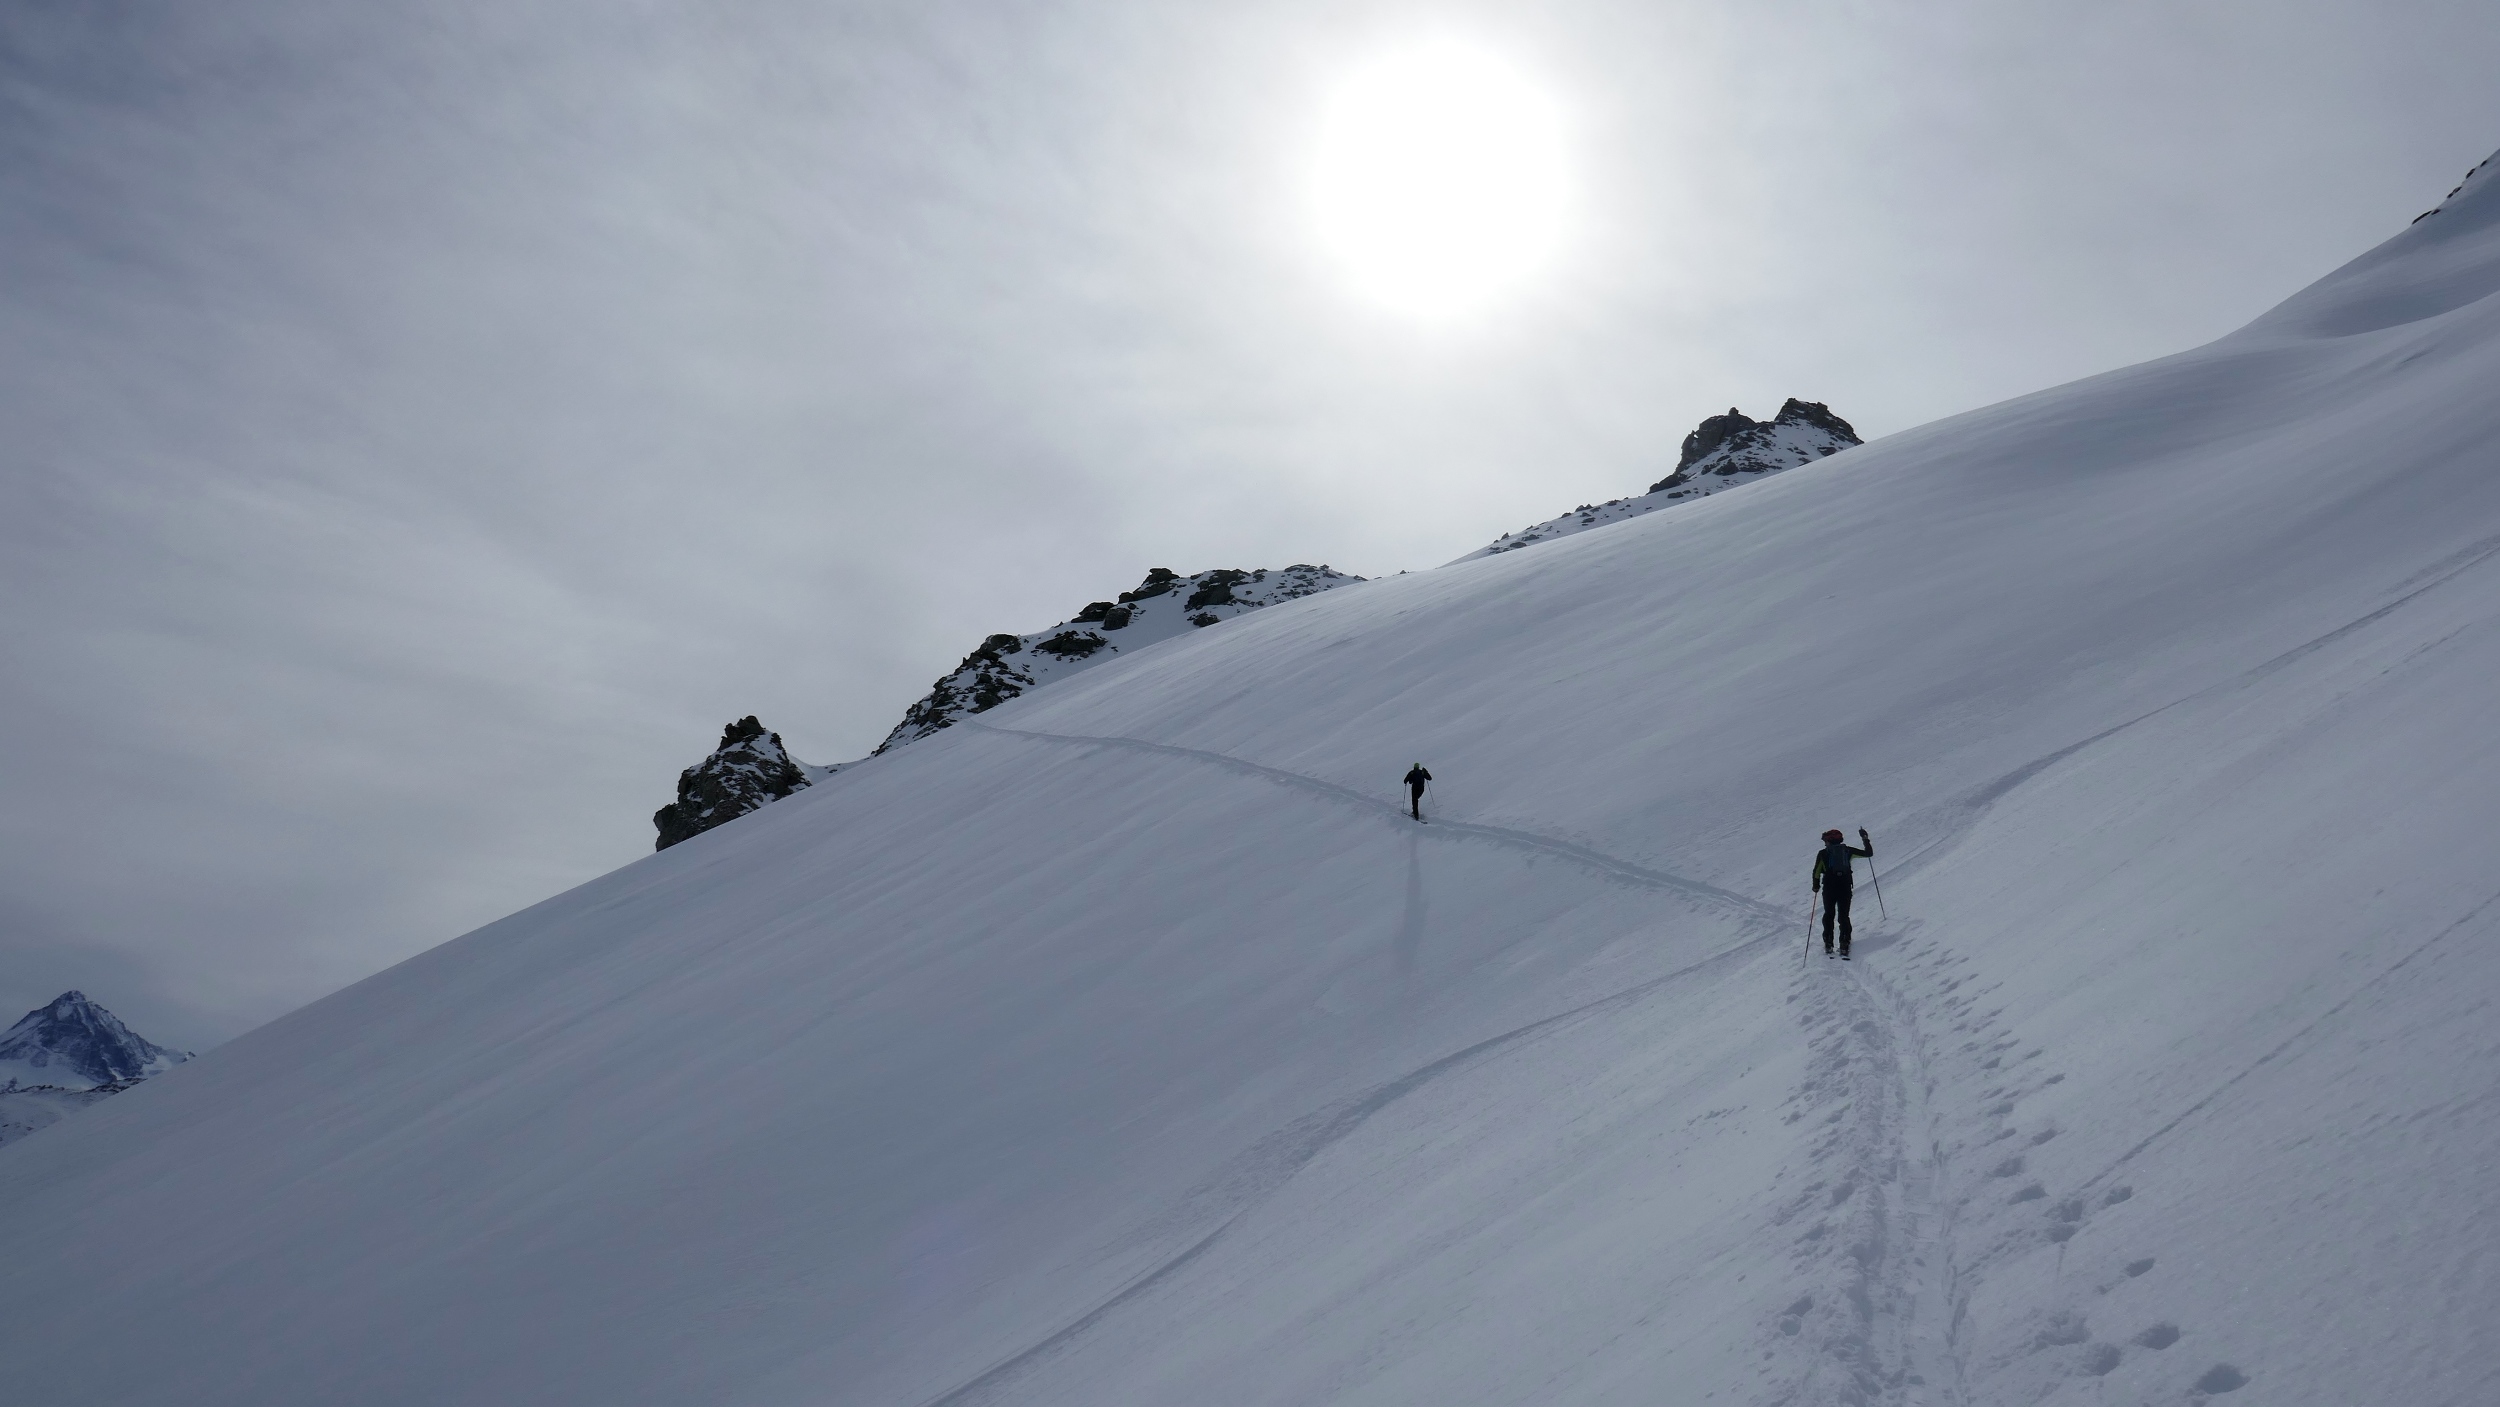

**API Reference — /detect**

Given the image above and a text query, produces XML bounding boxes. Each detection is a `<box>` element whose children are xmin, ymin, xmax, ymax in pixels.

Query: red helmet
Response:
<box><xmin>1822</xmin><ymin>829</ymin><xmax>1844</xmax><ymax>841</ymax></box>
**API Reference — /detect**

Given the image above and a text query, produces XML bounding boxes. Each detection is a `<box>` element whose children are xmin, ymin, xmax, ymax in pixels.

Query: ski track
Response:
<box><xmin>1887</xmin><ymin>530</ymin><xmax>2500</xmax><ymax>888</ymax></box>
<box><xmin>965</xmin><ymin>721</ymin><xmax>1789</xmax><ymax>928</ymax></box>
<box><xmin>2076</xmin><ymin>881</ymin><xmax>2500</xmax><ymax>1194</ymax></box>
<box><xmin>1773</xmin><ymin>933</ymin><xmax>1969</xmax><ymax>1407</ymax></box>
<box><xmin>916</xmin><ymin>913</ymin><xmax>1784</xmax><ymax>1407</ymax></box>
<box><xmin>947</xmin><ymin>722</ymin><xmax>1980</xmax><ymax>1407</ymax></box>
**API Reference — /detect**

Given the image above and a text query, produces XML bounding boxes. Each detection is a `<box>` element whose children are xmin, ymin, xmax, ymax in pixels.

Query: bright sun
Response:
<box><xmin>1310</xmin><ymin>39</ymin><xmax>1570</xmax><ymax>319</ymax></box>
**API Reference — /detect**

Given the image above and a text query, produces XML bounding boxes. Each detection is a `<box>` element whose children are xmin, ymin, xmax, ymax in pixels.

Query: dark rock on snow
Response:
<box><xmin>875</xmin><ymin>564</ymin><xmax>1361</xmax><ymax>755</ymax></box>
<box><xmin>653</xmin><ymin>716</ymin><xmax>825</xmax><ymax>851</ymax></box>
<box><xmin>1461</xmin><ymin>398</ymin><xmax>1861</xmax><ymax>562</ymax></box>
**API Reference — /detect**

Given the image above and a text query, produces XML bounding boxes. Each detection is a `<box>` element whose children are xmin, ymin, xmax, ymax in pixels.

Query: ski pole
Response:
<box><xmin>1862</xmin><ymin>828</ymin><xmax>1888</xmax><ymax>920</ymax></box>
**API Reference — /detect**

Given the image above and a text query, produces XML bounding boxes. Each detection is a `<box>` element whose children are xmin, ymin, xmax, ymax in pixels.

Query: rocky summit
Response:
<box><xmin>652</xmin><ymin>716</ymin><xmax>830</xmax><ymax>851</ymax></box>
<box><xmin>875</xmin><ymin>564</ymin><xmax>1362</xmax><ymax>754</ymax></box>
<box><xmin>0</xmin><ymin>990</ymin><xmax>190</xmax><ymax>1092</ymax></box>
<box><xmin>1457</xmin><ymin>398</ymin><xmax>1861</xmax><ymax>562</ymax></box>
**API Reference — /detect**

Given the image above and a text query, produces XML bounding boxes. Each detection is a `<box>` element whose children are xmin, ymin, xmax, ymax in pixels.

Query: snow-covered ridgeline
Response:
<box><xmin>653</xmin><ymin>566</ymin><xmax>1362</xmax><ymax>847</ymax></box>
<box><xmin>875</xmin><ymin>564</ymin><xmax>1362</xmax><ymax>754</ymax></box>
<box><xmin>1454</xmin><ymin>398</ymin><xmax>1860</xmax><ymax>562</ymax></box>
<box><xmin>661</xmin><ymin>396</ymin><xmax>1848</xmax><ymax>843</ymax></box>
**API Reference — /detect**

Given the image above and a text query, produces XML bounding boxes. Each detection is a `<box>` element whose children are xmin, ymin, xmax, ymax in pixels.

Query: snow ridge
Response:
<box><xmin>1457</xmin><ymin>399</ymin><xmax>1860</xmax><ymax>563</ymax></box>
<box><xmin>875</xmin><ymin>565</ymin><xmax>1362</xmax><ymax>754</ymax></box>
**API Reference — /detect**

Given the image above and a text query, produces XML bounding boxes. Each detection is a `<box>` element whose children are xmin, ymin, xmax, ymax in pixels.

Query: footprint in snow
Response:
<box><xmin>2133</xmin><ymin>1322</ymin><xmax>2181</xmax><ymax>1349</ymax></box>
<box><xmin>2191</xmin><ymin>1363</ymin><xmax>2249</xmax><ymax>1394</ymax></box>
<box><xmin>2124</xmin><ymin>1257</ymin><xmax>2155</xmax><ymax>1277</ymax></box>
<box><xmin>2031</xmin><ymin>1312</ymin><xmax>2090</xmax><ymax>1349</ymax></box>
<box><xmin>1777</xmin><ymin>1295</ymin><xmax>1812</xmax><ymax>1336</ymax></box>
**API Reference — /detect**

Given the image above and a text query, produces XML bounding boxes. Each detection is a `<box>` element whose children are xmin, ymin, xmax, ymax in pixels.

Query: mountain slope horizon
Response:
<box><xmin>2</xmin><ymin>149</ymin><xmax>2497</xmax><ymax>1407</ymax></box>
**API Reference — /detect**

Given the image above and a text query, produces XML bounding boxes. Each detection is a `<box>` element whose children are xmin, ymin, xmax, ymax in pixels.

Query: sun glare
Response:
<box><xmin>1310</xmin><ymin>39</ymin><xmax>1570</xmax><ymax>319</ymax></box>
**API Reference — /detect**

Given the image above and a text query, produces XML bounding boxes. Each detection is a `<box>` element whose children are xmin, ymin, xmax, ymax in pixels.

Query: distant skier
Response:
<box><xmin>1812</xmin><ymin>827</ymin><xmax>1874</xmax><ymax>958</ymax></box>
<box><xmin>1404</xmin><ymin>764</ymin><xmax>1433</xmax><ymax>821</ymax></box>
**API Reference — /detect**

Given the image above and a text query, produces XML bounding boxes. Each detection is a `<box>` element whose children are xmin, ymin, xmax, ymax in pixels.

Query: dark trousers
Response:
<box><xmin>1408</xmin><ymin>786</ymin><xmax>1425</xmax><ymax>819</ymax></box>
<box><xmin>1821</xmin><ymin>886</ymin><xmax>1854</xmax><ymax>953</ymax></box>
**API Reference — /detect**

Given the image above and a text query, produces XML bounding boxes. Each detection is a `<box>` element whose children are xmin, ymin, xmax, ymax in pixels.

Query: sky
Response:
<box><xmin>1</xmin><ymin>0</ymin><xmax>2494</xmax><ymax>1051</ymax></box>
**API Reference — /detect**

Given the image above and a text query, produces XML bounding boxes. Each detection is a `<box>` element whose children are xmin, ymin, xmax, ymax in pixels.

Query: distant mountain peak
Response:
<box><xmin>652</xmin><ymin>716</ymin><xmax>831</xmax><ymax>851</ymax></box>
<box><xmin>0</xmin><ymin>990</ymin><xmax>190</xmax><ymax>1091</ymax></box>
<box><xmin>1457</xmin><ymin>398</ymin><xmax>1861</xmax><ymax>563</ymax></box>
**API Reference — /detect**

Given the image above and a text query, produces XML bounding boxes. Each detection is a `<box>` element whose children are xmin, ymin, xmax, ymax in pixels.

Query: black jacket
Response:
<box><xmin>1812</xmin><ymin>838</ymin><xmax>1871</xmax><ymax>891</ymax></box>
<box><xmin>1404</xmin><ymin>767</ymin><xmax>1432</xmax><ymax>791</ymax></box>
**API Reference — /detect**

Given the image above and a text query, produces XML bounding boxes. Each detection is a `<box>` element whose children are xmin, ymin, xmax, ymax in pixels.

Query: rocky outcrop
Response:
<box><xmin>0</xmin><ymin>991</ymin><xmax>192</xmax><ymax>1148</ymax></box>
<box><xmin>1648</xmin><ymin>399</ymin><xmax>1862</xmax><ymax>493</ymax></box>
<box><xmin>2414</xmin><ymin>153</ymin><xmax>2495</xmax><ymax>223</ymax></box>
<box><xmin>876</xmin><ymin>564</ymin><xmax>1361</xmax><ymax>754</ymax></box>
<box><xmin>1458</xmin><ymin>399</ymin><xmax>1861</xmax><ymax>562</ymax></box>
<box><xmin>653</xmin><ymin>717</ymin><xmax>830</xmax><ymax>851</ymax></box>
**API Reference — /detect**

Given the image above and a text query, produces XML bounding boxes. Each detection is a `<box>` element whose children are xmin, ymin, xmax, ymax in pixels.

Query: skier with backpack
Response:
<box><xmin>1403</xmin><ymin>764</ymin><xmax>1432</xmax><ymax>821</ymax></box>
<box><xmin>1812</xmin><ymin>827</ymin><xmax>1874</xmax><ymax>958</ymax></box>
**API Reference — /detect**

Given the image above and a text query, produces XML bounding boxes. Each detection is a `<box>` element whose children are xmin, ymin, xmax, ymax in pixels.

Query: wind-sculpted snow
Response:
<box><xmin>5</xmin><ymin>149</ymin><xmax>2500</xmax><ymax>1406</ymax></box>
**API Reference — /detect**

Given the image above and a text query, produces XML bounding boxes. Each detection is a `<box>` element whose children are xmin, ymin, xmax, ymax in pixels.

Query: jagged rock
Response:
<box><xmin>1648</xmin><ymin>399</ymin><xmax>1861</xmax><ymax>492</ymax></box>
<box><xmin>1457</xmin><ymin>398</ymin><xmax>1862</xmax><ymax>563</ymax></box>
<box><xmin>876</xmin><ymin>564</ymin><xmax>1363</xmax><ymax>754</ymax></box>
<box><xmin>0</xmin><ymin>992</ymin><xmax>190</xmax><ymax>1146</ymax></box>
<box><xmin>653</xmin><ymin>717</ymin><xmax>830</xmax><ymax>851</ymax></box>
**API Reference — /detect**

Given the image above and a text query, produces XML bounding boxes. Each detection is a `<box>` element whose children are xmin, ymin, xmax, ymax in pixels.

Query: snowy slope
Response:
<box><xmin>1455</xmin><ymin>398</ymin><xmax>1860</xmax><ymax>562</ymax></box>
<box><xmin>5</xmin><ymin>151</ymin><xmax>2500</xmax><ymax>1407</ymax></box>
<box><xmin>0</xmin><ymin>1083</ymin><xmax>124</xmax><ymax>1150</ymax></box>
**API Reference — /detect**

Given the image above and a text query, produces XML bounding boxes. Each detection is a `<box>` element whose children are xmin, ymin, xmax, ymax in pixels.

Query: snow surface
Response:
<box><xmin>0</xmin><ymin>1084</ymin><xmax>120</xmax><ymax>1150</ymax></box>
<box><xmin>5</xmin><ymin>150</ymin><xmax>2500</xmax><ymax>1405</ymax></box>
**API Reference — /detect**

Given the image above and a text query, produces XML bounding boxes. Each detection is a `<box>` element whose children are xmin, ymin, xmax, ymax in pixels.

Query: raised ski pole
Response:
<box><xmin>1862</xmin><ymin>827</ymin><xmax>1888</xmax><ymax>920</ymax></box>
